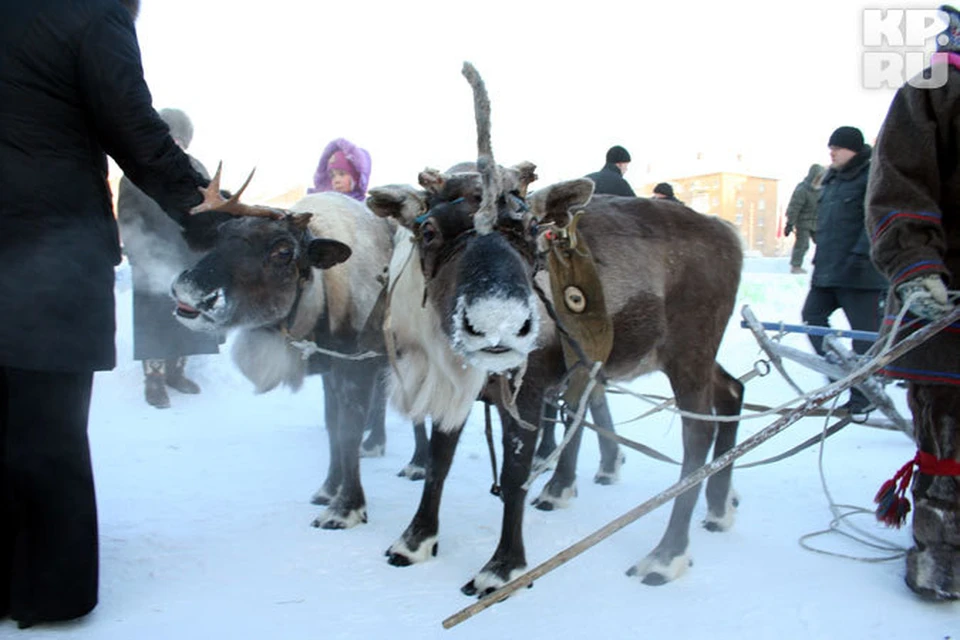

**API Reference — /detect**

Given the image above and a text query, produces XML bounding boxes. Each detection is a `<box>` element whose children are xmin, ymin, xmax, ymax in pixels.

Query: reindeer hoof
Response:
<box><xmin>462</xmin><ymin>566</ymin><xmax>528</xmax><ymax>598</ymax></box>
<box><xmin>397</xmin><ymin>464</ymin><xmax>426</xmax><ymax>481</ymax></box>
<box><xmin>703</xmin><ymin>489</ymin><xmax>739</xmax><ymax>532</ymax></box>
<box><xmin>360</xmin><ymin>442</ymin><xmax>385</xmax><ymax>458</ymax></box>
<box><xmin>594</xmin><ymin>451</ymin><xmax>626</xmax><ymax>485</ymax></box>
<box><xmin>386</xmin><ymin>551</ymin><xmax>413</xmax><ymax>567</ymax></box>
<box><xmin>385</xmin><ymin>534</ymin><xmax>438</xmax><ymax>566</ymax></box>
<box><xmin>531</xmin><ymin>482</ymin><xmax>577</xmax><ymax>511</ymax></box>
<box><xmin>626</xmin><ymin>552</ymin><xmax>692</xmax><ymax>585</ymax></box>
<box><xmin>311</xmin><ymin>506</ymin><xmax>367</xmax><ymax>530</ymax></box>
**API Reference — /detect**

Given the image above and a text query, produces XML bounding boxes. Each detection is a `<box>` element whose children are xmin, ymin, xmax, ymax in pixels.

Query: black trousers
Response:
<box><xmin>800</xmin><ymin>286</ymin><xmax>882</xmax><ymax>356</ymax></box>
<box><xmin>0</xmin><ymin>366</ymin><xmax>98</xmax><ymax>624</ymax></box>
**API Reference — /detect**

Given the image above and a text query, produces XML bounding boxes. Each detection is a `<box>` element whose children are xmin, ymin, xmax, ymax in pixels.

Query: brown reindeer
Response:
<box><xmin>365</xmin><ymin>63</ymin><xmax>744</xmax><ymax>596</ymax></box>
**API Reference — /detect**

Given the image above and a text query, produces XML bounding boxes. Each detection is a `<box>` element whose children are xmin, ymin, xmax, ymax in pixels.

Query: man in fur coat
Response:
<box><xmin>0</xmin><ymin>0</ymin><xmax>228</xmax><ymax>627</ymax></box>
<box><xmin>866</xmin><ymin>4</ymin><xmax>960</xmax><ymax>601</ymax></box>
<box><xmin>118</xmin><ymin>108</ymin><xmax>223</xmax><ymax>409</ymax></box>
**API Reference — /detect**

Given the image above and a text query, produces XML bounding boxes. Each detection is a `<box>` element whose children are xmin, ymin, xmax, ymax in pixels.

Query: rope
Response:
<box><xmin>797</xmin><ymin>398</ymin><xmax>908</xmax><ymax>563</ymax></box>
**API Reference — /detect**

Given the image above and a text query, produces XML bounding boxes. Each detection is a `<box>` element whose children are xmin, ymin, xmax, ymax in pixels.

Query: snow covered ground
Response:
<box><xmin>3</xmin><ymin>256</ymin><xmax>956</xmax><ymax>640</ymax></box>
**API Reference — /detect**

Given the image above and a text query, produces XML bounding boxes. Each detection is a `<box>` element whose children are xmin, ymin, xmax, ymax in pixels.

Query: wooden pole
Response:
<box><xmin>442</xmin><ymin>305</ymin><xmax>960</xmax><ymax>630</ymax></box>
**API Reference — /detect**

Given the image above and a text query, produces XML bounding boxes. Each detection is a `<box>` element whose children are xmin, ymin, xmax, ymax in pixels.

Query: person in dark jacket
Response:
<box><xmin>117</xmin><ymin>108</ymin><xmax>223</xmax><ymax>409</ymax></box>
<box><xmin>866</xmin><ymin>5</ymin><xmax>960</xmax><ymax>600</ymax></box>
<box><xmin>585</xmin><ymin>145</ymin><xmax>636</xmax><ymax>197</ymax></box>
<box><xmin>800</xmin><ymin>126</ymin><xmax>888</xmax><ymax>414</ymax></box>
<box><xmin>651</xmin><ymin>181</ymin><xmax>682</xmax><ymax>203</ymax></box>
<box><xmin>0</xmin><ymin>0</ymin><xmax>226</xmax><ymax>628</ymax></box>
<box><xmin>784</xmin><ymin>163</ymin><xmax>825</xmax><ymax>274</ymax></box>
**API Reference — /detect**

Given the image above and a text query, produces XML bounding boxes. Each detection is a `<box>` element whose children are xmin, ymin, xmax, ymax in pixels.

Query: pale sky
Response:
<box><xmin>129</xmin><ymin>0</ymin><xmax>940</xmax><ymax>202</ymax></box>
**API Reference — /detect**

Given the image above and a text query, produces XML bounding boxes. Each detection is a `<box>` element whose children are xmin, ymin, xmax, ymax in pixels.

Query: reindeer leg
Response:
<box><xmin>386</xmin><ymin>421</ymin><xmax>462</xmax><ymax>566</ymax></box>
<box><xmin>311</xmin><ymin>363</ymin><xmax>372</xmax><ymax>529</ymax></box>
<box><xmin>590</xmin><ymin>391</ymin><xmax>625</xmax><ymax>486</ymax></box>
<box><xmin>533</xmin><ymin>402</ymin><xmax>558</xmax><ymax>468</ymax></box>
<box><xmin>398</xmin><ymin>421</ymin><xmax>429</xmax><ymax>481</ymax></box>
<box><xmin>360</xmin><ymin>369</ymin><xmax>387</xmax><ymax>458</ymax></box>
<box><xmin>532</xmin><ymin>402</ymin><xmax>584</xmax><ymax>511</ymax></box>
<box><xmin>463</xmin><ymin>389</ymin><xmax>541</xmax><ymax>597</ymax></box>
<box><xmin>628</xmin><ymin>379</ymin><xmax>715</xmax><ymax>585</ymax></box>
<box><xmin>704</xmin><ymin>365</ymin><xmax>744</xmax><ymax>532</ymax></box>
<box><xmin>310</xmin><ymin>375</ymin><xmax>342</xmax><ymax>506</ymax></box>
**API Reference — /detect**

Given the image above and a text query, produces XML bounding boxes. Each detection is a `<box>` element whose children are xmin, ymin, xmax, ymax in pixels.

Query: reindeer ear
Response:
<box><xmin>306</xmin><ymin>239</ymin><xmax>352</xmax><ymax>269</ymax></box>
<box><xmin>511</xmin><ymin>161</ymin><xmax>538</xmax><ymax>197</ymax></box>
<box><xmin>366</xmin><ymin>185</ymin><xmax>427</xmax><ymax>229</ymax></box>
<box><xmin>418</xmin><ymin>168</ymin><xmax>447</xmax><ymax>194</ymax></box>
<box><xmin>527</xmin><ymin>179</ymin><xmax>595</xmax><ymax>226</ymax></box>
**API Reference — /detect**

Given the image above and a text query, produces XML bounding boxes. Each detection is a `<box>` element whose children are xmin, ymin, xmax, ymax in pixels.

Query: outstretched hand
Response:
<box><xmin>896</xmin><ymin>274</ymin><xmax>955</xmax><ymax>320</ymax></box>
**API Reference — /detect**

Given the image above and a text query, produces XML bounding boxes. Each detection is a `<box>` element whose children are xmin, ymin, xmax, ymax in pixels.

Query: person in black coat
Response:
<box><xmin>585</xmin><ymin>145</ymin><xmax>637</xmax><ymax>197</ymax></box>
<box><xmin>651</xmin><ymin>181</ymin><xmax>683</xmax><ymax>203</ymax></box>
<box><xmin>800</xmin><ymin>126</ymin><xmax>889</xmax><ymax>413</ymax></box>
<box><xmin>0</xmin><ymin>0</ymin><xmax>227</xmax><ymax>628</ymax></box>
<box><xmin>117</xmin><ymin>108</ymin><xmax>223</xmax><ymax>409</ymax></box>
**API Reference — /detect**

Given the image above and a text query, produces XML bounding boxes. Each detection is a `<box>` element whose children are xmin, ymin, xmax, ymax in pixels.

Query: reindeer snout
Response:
<box><xmin>453</xmin><ymin>294</ymin><xmax>540</xmax><ymax>371</ymax></box>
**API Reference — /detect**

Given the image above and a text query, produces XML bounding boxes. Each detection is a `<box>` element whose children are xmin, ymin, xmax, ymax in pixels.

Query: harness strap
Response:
<box><xmin>484</xmin><ymin>401</ymin><xmax>501</xmax><ymax>497</ymax></box>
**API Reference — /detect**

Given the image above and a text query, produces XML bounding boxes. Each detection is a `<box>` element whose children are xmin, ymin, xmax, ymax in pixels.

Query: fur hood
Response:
<box><xmin>307</xmin><ymin>138</ymin><xmax>372</xmax><ymax>201</ymax></box>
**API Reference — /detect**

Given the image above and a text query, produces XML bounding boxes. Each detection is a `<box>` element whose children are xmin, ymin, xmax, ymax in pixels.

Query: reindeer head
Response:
<box><xmin>367</xmin><ymin>63</ymin><xmax>594</xmax><ymax>373</ymax></box>
<box><xmin>172</xmin><ymin>169</ymin><xmax>352</xmax><ymax>332</ymax></box>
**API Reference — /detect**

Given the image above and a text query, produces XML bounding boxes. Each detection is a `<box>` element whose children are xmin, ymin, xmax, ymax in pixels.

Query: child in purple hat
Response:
<box><xmin>308</xmin><ymin>138</ymin><xmax>372</xmax><ymax>201</ymax></box>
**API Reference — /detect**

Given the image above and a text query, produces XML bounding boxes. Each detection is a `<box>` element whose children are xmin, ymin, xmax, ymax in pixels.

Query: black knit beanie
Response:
<box><xmin>827</xmin><ymin>126</ymin><xmax>864</xmax><ymax>152</ymax></box>
<box><xmin>606</xmin><ymin>145</ymin><xmax>631</xmax><ymax>164</ymax></box>
<box><xmin>937</xmin><ymin>5</ymin><xmax>960</xmax><ymax>52</ymax></box>
<box><xmin>653</xmin><ymin>182</ymin><xmax>675</xmax><ymax>198</ymax></box>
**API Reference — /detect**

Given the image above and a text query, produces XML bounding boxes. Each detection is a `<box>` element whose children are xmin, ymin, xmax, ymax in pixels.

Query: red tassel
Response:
<box><xmin>874</xmin><ymin>451</ymin><xmax>960</xmax><ymax>528</ymax></box>
<box><xmin>873</xmin><ymin>454</ymin><xmax>918</xmax><ymax>528</ymax></box>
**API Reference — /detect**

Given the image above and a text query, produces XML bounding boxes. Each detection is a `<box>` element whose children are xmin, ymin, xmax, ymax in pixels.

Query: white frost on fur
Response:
<box><xmin>231</xmin><ymin>328</ymin><xmax>306</xmax><ymax>393</ymax></box>
<box><xmin>387</xmin><ymin>533</ymin><xmax>438</xmax><ymax>564</ymax></box>
<box><xmin>703</xmin><ymin>488</ymin><xmax>739</xmax><ymax>532</ymax></box>
<box><xmin>533</xmin><ymin>481</ymin><xmax>577</xmax><ymax>509</ymax></box>
<box><xmin>470</xmin><ymin>565</ymin><xmax>527</xmax><ymax>596</ymax></box>
<box><xmin>385</xmin><ymin>229</ymin><xmax>488</xmax><ymax>431</ymax></box>
<box><xmin>628</xmin><ymin>551</ymin><xmax>691</xmax><ymax>584</ymax></box>
<box><xmin>451</xmin><ymin>292</ymin><xmax>540</xmax><ymax>373</ymax></box>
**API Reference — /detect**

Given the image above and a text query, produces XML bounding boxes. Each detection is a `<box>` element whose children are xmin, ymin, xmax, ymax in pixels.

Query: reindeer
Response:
<box><xmin>365</xmin><ymin>63</ymin><xmax>744</xmax><ymax>596</ymax></box>
<box><xmin>171</xmin><ymin>168</ymin><xmax>429</xmax><ymax>528</ymax></box>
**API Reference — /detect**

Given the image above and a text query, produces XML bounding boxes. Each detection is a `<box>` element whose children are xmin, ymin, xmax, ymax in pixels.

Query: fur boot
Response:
<box><xmin>143</xmin><ymin>360</ymin><xmax>170</xmax><ymax>409</ymax></box>
<box><xmin>905</xmin><ymin>382</ymin><xmax>960</xmax><ymax>601</ymax></box>
<box><xmin>165</xmin><ymin>357</ymin><xmax>201</xmax><ymax>394</ymax></box>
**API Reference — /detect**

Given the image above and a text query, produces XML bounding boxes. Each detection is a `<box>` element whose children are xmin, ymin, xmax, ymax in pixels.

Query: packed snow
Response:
<box><xmin>4</xmin><ymin>256</ymin><xmax>956</xmax><ymax>640</ymax></box>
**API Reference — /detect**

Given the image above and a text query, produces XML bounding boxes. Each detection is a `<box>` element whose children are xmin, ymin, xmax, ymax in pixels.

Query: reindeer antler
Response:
<box><xmin>190</xmin><ymin>162</ymin><xmax>285</xmax><ymax>219</ymax></box>
<box><xmin>462</xmin><ymin>62</ymin><xmax>501</xmax><ymax>235</ymax></box>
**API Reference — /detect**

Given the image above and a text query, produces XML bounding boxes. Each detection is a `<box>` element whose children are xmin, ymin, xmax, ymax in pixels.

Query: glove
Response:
<box><xmin>784</xmin><ymin>222</ymin><xmax>794</xmax><ymax>237</ymax></box>
<box><xmin>896</xmin><ymin>274</ymin><xmax>955</xmax><ymax>320</ymax></box>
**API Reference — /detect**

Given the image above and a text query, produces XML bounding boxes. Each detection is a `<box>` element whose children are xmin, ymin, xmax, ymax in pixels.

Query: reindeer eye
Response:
<box><xmin>269</xmin><ymin>242</ymin><xmax>294</xmax><ymax>265</ymax></box>
<box><xmin>420</xmin><ymin>222</ymin><xmax>438</xmax><ymax>244</ymax></box>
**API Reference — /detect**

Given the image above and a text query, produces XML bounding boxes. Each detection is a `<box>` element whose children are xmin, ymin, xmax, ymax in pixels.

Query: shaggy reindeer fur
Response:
<box><xmin>172</xmin><ymin>192</ymin><xmax>400</xmax><ymax>528</ymax></box>
<box><xmin>364</xmin><ymin>62</ymin><xmax>744</xmax><ymax>597</ymax></box>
